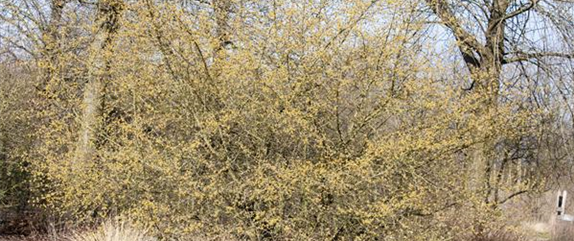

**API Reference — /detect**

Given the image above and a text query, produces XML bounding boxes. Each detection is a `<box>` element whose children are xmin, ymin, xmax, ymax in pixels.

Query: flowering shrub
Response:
<box><xmin>0</xmin><ymin>0</ymin><xmax>567</xmax><ymax>240</ymax></box>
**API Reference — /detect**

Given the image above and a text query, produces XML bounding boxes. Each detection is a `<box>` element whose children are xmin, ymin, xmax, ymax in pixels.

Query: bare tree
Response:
<box><xmin>424</xmin><ymin>0</ymin><xmax>574</xmax><ymax>208</ymax></box>
<box><xmin>425</xmin><ymin>0</ymin><xmax>573</xmax><ymax>99</ymax></box>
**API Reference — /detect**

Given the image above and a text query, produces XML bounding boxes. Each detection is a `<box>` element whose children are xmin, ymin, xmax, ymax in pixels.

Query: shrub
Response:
<box><xmin>19</xmin><ymin>0</ymin><xmax>561</xmax><ymax>240</ymax></box>
<box><xmin>0</xmin><ymin>62</ymin><xmax>37</xmax><ymax>234</ymax></box>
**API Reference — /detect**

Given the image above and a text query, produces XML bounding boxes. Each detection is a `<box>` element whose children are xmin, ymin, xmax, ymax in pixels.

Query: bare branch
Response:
<box><xmin>503</xmin><ymin>0</ymin><xmax>539</xmax><ymax>20</ymax></box>
<box><xmin>504</xmin><ymin>51</ymin><xmax>574</xmax><ymax>64</ymax></box>
<box><xmin>497</xmin><ymin>190</ymin><xmax>529</xmax><ymax>205</ymax></box>
<box><xmin>425</xmin><ymin>0</ymin><xmax>484</xmax><ymax>68</ymax></box>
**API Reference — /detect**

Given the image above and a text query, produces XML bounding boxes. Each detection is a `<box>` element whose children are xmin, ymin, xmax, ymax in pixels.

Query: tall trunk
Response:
<box><xmin>479</xmin><ymin>0</ymin><xmax>508</xmax><ymax>205</ymax></box>
<box><xmin>75</xmin><ymin>0</ymin><xmax>123</xmax><ymax>163</ymax></box>
<box><xmin>426</xmin><ymin>0</ymin><xmax>516</xmax><ymax>212</ymax></box>
<box><xmin>39</xmin><ymin>0</ymin><xmax>67</xmax><ymax>94</ymax></box>
<box><xmin>77</xmin><ymin>77</ymin><xmax>105</xmax><ymax>162</ymax></box>
<box><xmin>46</xmin><ymin>0</ymin><xmax>65</xmax><ymax>57</ymax></box>
<box><xmin>213</xmin><ymin>0</ymin><xmax>232</xmax><ymax>60</ymax></box>
<box><xmin>202</xmin><ymin>0</ymin><xmax>231</xmax><ymax>110</ymax></box>
<box><xmin>470</xmin><ymin>0</ymin><xmax>507</xmax><ymax>104</ymax></box>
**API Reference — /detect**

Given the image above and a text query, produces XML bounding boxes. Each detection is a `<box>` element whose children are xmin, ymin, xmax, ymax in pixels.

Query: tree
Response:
<box><xmin>423</xmin><ymin>0</ymin><xmax>574</xmax><ymax>214</ymax></box>
<box><xmin>425</xmin><ymin>0</ymin><xmax>573</xmax><ymax>98</ymax></box>
<box><xmin>75</xmin><ymin>0</ymin><xmax>124</xmax><ymax>163</ymax></box>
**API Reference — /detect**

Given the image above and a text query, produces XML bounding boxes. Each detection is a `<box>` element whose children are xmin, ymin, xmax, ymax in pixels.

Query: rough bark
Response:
<box><xmin>75</xmin><ymin>0</ymin><xmax>123</xmax><ymax>163</ymax></box>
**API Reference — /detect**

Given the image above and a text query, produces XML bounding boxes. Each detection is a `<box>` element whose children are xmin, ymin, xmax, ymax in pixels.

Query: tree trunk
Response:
<box><xmin>76</xmin><ymin>76</ymin><xmax>106</xmax><ymax>163</ymax></box>
<box><xmin>39</xmin><ymin>0</ymin><xmax>67</xmax><ymax>94</ymax></box>
<box><xmin>75</xmin><ymin>0</ymin><xmax>123</xmax><ymax>163</ymax></box>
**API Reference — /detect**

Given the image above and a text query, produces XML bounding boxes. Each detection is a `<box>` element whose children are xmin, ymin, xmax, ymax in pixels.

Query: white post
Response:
<box><xmin>563</xmin><ymin>190</ymin><xmax>568</xmax><ymax>216</ymax></box>
<box><xmin>557</xmin><ymin>190</ymin><xmax>565</xmax><ymax>216</ymax></box>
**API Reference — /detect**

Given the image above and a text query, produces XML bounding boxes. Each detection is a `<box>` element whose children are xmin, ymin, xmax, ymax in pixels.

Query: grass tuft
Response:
<box><xmin>71</xmin><ymin>220</ymin><xmax>155</xmax><ymax>241</ymax></box>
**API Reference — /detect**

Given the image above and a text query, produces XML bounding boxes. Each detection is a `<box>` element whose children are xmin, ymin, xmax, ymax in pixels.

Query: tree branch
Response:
<box><xmin>425</xmin><ymin>0</ymin><xmax>484</xmax><ymax>68</ymax></box>
<box><xmin>503</xmin><ymin>0</ymin><xmax>538</xmax><ymax>21</ymax></box>
<box><xmin>497</xmin><ymin>190</ymin><xmax>529</xmax><ymax>205</ymax></box>
<box><xmin>504</xmin><ymin>51</ymin><xmax>574</xmax><ymax>64</ymax></box>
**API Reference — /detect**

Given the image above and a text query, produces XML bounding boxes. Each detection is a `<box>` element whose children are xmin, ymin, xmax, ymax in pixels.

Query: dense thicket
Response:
<box><xmin>1</xmin><ymin>0</ymin><xmax>573</xmax><ymax>240</ymax></box>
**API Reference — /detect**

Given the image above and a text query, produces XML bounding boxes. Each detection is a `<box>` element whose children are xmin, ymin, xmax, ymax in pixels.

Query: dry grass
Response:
<box><xmin>3</xmin><ymin>219</ymin><xmax>572</xmax><ymax>241</ymax></box>
<box><xmin>70</xmin><ymin>220</ymin><xmax>155</xmax><ymax>241</ymax></box>
<box><xmin>0</xmin><ymin>220</ymin><xmax>154</xmax><ymax>241</ymax></box>
<box><xmin>550</xmin><ymin>221</ymin><xmax>574</xmax><ymax>241</ymax></box>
